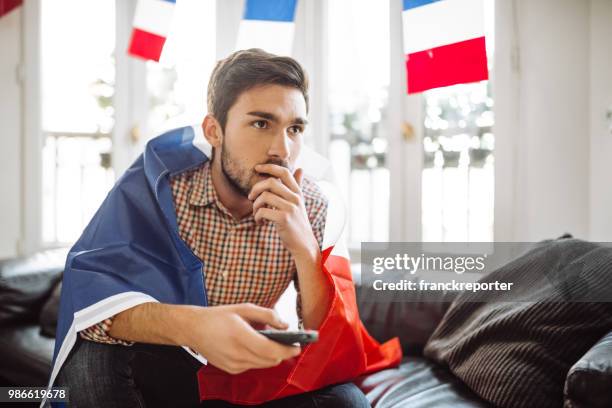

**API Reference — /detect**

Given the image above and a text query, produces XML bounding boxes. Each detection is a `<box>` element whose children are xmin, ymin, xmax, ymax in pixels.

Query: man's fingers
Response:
<box><xmin>232</xmin><ymin>346</ymin><xmax>285</xmax><ymax>369</ymax></box>
<box><xmin>242</xmin><ymin>331</ymin><xmax>302</xmax><ymax>362</ymax></box>
<box><xmin>236</xmin><ymin>303</ymin><xmax>288</xmax><ymax>329</ymax></box>
<box><xmin>224</xmin><ymin>334</ymin><xmax>298</xmax><ymax>373</ymax></box>
<box><xmin>232</xmin><ymin>305</ymin><xmax>301</xmax><ymax>364</ymax></box>
<box><xmin>294</xmin><ymin>168</ymin><xmax>303</xmax><ymax>187</ymax></box>
<box><xmin>248</xmin><ymin>177</ymin><xmax>298</xmax><ymax>204</ymax></box>
<box><xmin>196</xmin><ymin>305</ymin><xmax>302</xmax><ymax>375</ymax></box>
<box><xmin>241</xmin><ymin>338</ymin><xmax>295</xmax><ymax>367</ymax></box>
<box><xmin>254</xmin><ymin>207</ymin><xmax>282</xmax><ymax>225</ymax></box>
<box><xmin>254</xmin><ymin>164</ymin><xmax>300</xmax><ymax>193</ymax></box>
<box><xmin>252</xmin><ymin>192</ymin><xmax>291</xmax><ymax>215</ymax></box>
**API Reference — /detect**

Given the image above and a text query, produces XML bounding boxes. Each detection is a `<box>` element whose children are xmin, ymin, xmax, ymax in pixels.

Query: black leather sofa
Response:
<box><xmin>0</xmin><ymin>249</ymin><xmax>65</xmax><ymax>387</ymax></box>
<box><xmin>1</xmin><ymin>250</ymin><xmax>611</xmax><ymax>407</ymax></box>
<box><xmin>354</xmin><ymin>278</ymin><xmax>612</xmax><ymax>408</ymax></box>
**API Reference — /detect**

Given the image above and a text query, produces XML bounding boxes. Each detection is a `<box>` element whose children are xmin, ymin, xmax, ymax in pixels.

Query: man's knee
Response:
<box><xmin>313</xmin><ymin>382</ymin><xmax>370</xmax><ymax>408</ymax></box>
<box><xmin>56</xmin><ymin>339</ymin><xmax>141</xmax><ymax>407</ymax></box>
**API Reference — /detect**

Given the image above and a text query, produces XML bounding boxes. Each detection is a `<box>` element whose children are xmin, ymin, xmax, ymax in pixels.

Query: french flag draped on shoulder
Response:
<box><xmin>44</xmin><ymin>126</ymin><xmax>401</xmax><ymax>406</ymax></box>
<box><xmin>236</xmin><ymin>0</ymin><xmax>298</xmax><ymax>56</ymax></box>
<box><xmin>128</xmin><ymin>0</ymin><xmax>176</xmax><ymax>61</ymax></box>
<box><xmin>402</xmin><ymin>0</ymin><xmax>489</xmax><ymax>94</ymax></box>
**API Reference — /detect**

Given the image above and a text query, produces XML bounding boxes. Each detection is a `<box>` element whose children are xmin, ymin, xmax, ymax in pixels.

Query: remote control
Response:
<box><xmin>258</xmin><ymin>329</ymin><xmax>319</xmax><ymax>345</ymax></box>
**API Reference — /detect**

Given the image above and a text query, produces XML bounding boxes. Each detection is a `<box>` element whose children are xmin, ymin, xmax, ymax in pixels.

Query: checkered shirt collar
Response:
<box><xmin>188</xmin><ymin>162</ymin><xmax>256</xmax><ymax>228</ymax></box>
<box><xmin>188</xmin><ymin>162</ymin><xmax>217</xmax><ymax>208</ymax></box>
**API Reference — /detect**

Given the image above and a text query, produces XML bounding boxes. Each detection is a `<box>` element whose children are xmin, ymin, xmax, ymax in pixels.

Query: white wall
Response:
<box><xmin>589</xmin><ymin>0</ymin><xmax>612</xmax><ymax>241</ymax></box>
<box><xmin>495</xmin><ymin>0</ymin><xmax>592</xmax><ymax>241</ymax></box>
<box><xmin>0</xmin><ymin>7</ymin><xmax>22</xmax><ymax>259</ymax></box>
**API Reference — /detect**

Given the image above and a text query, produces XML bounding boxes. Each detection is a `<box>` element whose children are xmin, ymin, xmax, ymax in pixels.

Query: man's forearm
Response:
<box><xmin>109</xmin><ymin>302</ymin><xmax>194</xmax><ymax>346</ymax></box>
<box><xmin>294</xmin><ymin>247</ymin><xmax>332</xmax><ymax>330</ymax></box>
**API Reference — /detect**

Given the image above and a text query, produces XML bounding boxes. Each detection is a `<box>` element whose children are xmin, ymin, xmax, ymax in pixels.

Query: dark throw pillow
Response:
<box><xmin>424</xmin><ymin>238</ymin><xmax>612</xmax><ymax>408</ymax></box>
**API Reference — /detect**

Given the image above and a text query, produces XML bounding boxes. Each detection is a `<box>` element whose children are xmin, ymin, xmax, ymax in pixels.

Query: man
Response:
<box><xmin>53</xmin><ymin>49</ymin><xmax>399</xmax><ymax>407</ymax></box>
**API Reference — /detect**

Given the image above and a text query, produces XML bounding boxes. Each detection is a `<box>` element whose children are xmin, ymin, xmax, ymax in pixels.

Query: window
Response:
<box><xmin>40</xmin><ymin>0</ymin><xmax>216</xmax><ymax>245</ymax></box>
<box><xmin>421</xmin><ymin>82</ymin><xmax>494</xmax><ymax>241</ymax></box>
<box><xmin>327</xmin><ymin>0</ymin><xmax>390</xmax><ymax>246</ymax></box>
<box><xmin>41</xmin><ymin>0</ymin><xmax>116</xmax><ymax>244</ymax></box>
<box><xmin>146</xmin><ymin>0</ymin><xmax>216</xmax><ymax>137</ymax></box>
<box><xmin>421</xmin><ymin>0</ymin><xmax>495</xmax><ymax>242</ymax></box>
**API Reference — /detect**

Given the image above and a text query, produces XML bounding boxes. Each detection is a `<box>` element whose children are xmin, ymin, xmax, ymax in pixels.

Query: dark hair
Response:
<box><xmin>207</xmin><ymin>49</ymin><xmax>309</xmax><ymax>131</ymax></box>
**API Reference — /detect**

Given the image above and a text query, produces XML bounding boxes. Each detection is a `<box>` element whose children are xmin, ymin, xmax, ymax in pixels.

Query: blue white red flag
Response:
<box><xmin>402</xmin><ymin>0</ymin><xmax>489</xmax><ymax>93</ymax></box>
<box><xmin>128</xmin><ymin>0</ymin><xmax>176</xmax><ymax>61</ymax></box>
<box><xmin>236</xmin><ymin>0</ymin><xmax>298</xmax><ymax>56</ymax></box>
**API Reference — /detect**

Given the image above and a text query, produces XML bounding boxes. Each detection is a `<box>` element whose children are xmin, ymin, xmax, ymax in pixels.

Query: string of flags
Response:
<box><xmin>237</xmin><ymin>0</ymin><xmax>298</xmax><ymax>56</ymax></box>
<box><xmin>126</xmin><ymin>0</ymin><xmax>488</xmax><ymax>94</ymax></box>
<box><xmin>402</xmin><ymin>0</ymin><xmax>489</xmax><ymax>93</ymax></box>
<box><xmin>128</xmin><ymin>0</ymin><xmax>176</xmax><ymax>62</ymax></box>
<box><xmin>0</xmin><ymin>0</ymin><xmax>489</xmax><ymax>94</ymax></box>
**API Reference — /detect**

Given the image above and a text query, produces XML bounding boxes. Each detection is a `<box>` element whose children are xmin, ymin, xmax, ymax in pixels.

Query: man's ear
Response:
<box><xmin>202</xmin><ymin>114</ymin><xmax>223</xmax><ymax>148</ymax></box>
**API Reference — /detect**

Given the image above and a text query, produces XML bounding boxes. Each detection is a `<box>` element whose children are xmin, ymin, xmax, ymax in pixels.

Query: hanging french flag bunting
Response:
<box><xmin>128</xmin><ymin>0</ymin><xmax>176</xmax><ymax>62</ymax></box>
<box><xmin>236</xmin><ymin>0</ymin><xmax>298</xmax><ymax>56</ymax></box>
<box><xmin>402</xmin><ymin>0</ymin><xmax>489</xmax><ymax>94</ymax></box>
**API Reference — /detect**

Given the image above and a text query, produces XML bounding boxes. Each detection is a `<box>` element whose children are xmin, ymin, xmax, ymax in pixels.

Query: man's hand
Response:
<box><xmin>248</xmin><ymin>164</ymin><xmax>318</xmax><ymax>258</ymax></box>
<box><xmin>247</xmin><ymin>163</ymin><xmax>331</xmax><ymax>330</ymax></box>
<box><xmin>181</xmin><ymin>303</ymin><xmax>301</xmax><ymax>374</ymax></box>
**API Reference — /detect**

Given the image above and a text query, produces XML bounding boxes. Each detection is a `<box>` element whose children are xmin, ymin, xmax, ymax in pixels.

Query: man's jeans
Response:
<box><xmin>56</xmin><ymin>338</ymin><xmax>370</xmax><ymax>408</ymax></box>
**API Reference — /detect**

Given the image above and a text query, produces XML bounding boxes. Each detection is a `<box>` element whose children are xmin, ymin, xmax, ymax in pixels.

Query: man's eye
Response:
<box><xmin>288</xmin><ymin>125</ymin><xmax>304</xmax><ymax>135</ymax></box>
<box><xmin>253</xmin><ymin>120</ymin><xmax>268</xmax><ymax>129</ymax></box>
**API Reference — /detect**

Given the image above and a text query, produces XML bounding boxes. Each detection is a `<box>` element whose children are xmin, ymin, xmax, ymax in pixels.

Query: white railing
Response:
<box><xmin>42</xmin><ymin>131</ymin><xmax>114</xmax><ymax>245</ymax></box>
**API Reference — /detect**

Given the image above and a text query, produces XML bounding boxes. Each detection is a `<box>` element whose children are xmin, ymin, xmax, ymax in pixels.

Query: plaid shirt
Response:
<box><xmin>80</xmin><ymin>161</ymin><xmax>328</xmax><ymax>345</ymax></box>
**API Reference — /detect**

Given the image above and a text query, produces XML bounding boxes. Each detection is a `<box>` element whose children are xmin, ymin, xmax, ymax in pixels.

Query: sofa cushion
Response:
<box><xmin>0</xmin><ymin>324</ymin><xmax>55</xmax><ymax>386</ymax></box>
<box><xmin>424</xmin><ymin>239</ymin><xmax>612</xmax><ymax>408</ymax></box>
<box><xmin>355</xmin><ymin>357</ymin><xmax>489</xmax><ymax>407</ymax></box>
<box><xmin>564</xmin><ymin>330</ymin><xmax>612</xmax><ymax>408</ymax></box>
<box><xmin>0</xmin><ymin>249</ymin><xmax>66</xmax><ymax>325</ymax></box>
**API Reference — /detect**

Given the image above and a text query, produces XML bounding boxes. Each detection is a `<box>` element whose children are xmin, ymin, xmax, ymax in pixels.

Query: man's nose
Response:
<box><xmin>268</xmin><ymin>131</ymin><xmax>291</xmax><ymax>161</ymax></box>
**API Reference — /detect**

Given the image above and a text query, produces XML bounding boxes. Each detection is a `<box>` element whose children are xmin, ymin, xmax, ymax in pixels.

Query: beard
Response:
<box><xmin>220</xmin><ymin>138</ymin><xmax>290</xmax><ymax>197</ymax></box>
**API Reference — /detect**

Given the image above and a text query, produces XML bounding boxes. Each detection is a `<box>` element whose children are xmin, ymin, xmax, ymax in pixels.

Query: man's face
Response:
<box><xmin>218</xmin><ymin>84</ymin><xmax>307</xmax><ymax>197</ymax></box>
